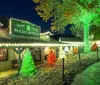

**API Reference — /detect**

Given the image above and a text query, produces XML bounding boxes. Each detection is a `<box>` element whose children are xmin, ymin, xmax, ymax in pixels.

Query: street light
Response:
<box><xmin>62</xmin><ymin>57</ymin><xmax>64</xmax><ymax>82</ymax></box>
<box><xmin>59</xmin><ymin>47</ymin><xmax>66</xmax><ymax>82</ymax></box>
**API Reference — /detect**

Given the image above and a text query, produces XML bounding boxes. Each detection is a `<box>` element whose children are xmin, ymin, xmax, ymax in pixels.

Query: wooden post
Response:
<box><xmin>18</xmin><ymin>53</ymin><xmax>21</xmax><ymax>71</ymax></box>
<box><xmin>13</xmin><ymin>48</ymin><xmax>25</xmax><ymax>72</ymax></box>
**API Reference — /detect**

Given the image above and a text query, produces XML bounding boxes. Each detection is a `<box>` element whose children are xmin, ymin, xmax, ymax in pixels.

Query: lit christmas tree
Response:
<box><xmin>47</xmin><ymin>49</ymin><xmax>57</xmax><ymax>65</ymax></box>
<box><xmin>59</xmin><ymin>47</ymin><xmax>66</xmax><ymax>59</ymax></box>
<box><xmin>64</xmin><ymin>47</ymin><xmax>69</xmax><ymax>53</ymax></box>
<box><xmin>19</xmin><ymin>49</ymin><xmax>36</xmax><ymax>77</ymax></box>
<box><xmin>91</xmin><ymin>43</ymin><xmax>98</xmax><ymax>51</ymax></box>
<box><xmin>73</xmin><ymin>47</ymin><xmax>78</xmax><ymax>54</ymax></box>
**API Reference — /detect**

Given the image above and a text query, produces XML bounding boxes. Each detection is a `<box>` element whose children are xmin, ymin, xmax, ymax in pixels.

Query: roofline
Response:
<box><xmin>0</xmin><ymin>42</ymin><xmax>81</xmax><ymax>48</ymax></box>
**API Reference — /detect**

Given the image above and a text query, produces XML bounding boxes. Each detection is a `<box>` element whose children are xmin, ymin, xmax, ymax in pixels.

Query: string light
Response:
<box><xmin>0</xmin><ymin>40</ymin><xmax>99</xmax><ymax>47</ymax></box>
<box><xmin>0</xmin><ymin>43</ymin><xmax>81</xmax><ymax>47</ymax></box>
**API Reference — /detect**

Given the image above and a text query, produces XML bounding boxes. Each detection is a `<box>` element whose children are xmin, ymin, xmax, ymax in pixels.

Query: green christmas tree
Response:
<box><xmin>19</xmin><ymin>49</ymin><xmax>36</xmax><ymax>77</ymax></box>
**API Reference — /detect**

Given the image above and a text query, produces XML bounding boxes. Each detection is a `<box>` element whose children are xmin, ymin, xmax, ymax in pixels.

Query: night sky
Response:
<box><xmin>0</xmin><ymin>0</ymin><xmax>72</xmax><ymax>35</ymax></box>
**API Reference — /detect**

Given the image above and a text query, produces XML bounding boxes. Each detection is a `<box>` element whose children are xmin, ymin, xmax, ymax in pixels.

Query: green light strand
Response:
<box><xmin>80</xmin><ymin>11</ymin><xmax>98</xmax><ymax>52</ymax></box>
<box><xmin>84</xmin><ymin>23</ymin><xmax>90</xmax><ymax>52</ymax></box>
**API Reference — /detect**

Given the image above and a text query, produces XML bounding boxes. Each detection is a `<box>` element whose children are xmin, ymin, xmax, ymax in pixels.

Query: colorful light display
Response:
<box><xmin>91</xmin><ymin>43</ymin><xmax>98</xmax><ymax>51</ymax></box>
<box><xmin>59</xmin><ymin>47</ymin><xmax>66</xmax><ymax>59</ymax></box>
<box><xmin>19</xmin><ymin>49</ymin><xmax>36</xmax><ymax>77</ymax></box>
<box><xmin>47</xmin><ymin>49</ymin><xmax>57</xmax><ymax>65</ymax></box>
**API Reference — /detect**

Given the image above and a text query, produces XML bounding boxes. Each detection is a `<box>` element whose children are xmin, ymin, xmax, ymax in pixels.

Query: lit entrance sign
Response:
<box><xmin>9</xmin><ymin>18</ymin><xmax>41</xmax><ymax>39</ymax></box>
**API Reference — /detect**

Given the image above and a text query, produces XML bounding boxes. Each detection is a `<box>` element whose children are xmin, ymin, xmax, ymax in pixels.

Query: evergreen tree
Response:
<box><xmin>47</xmin><ymin>49</ymin><xmax>57</xmax><ymax>65</ymax></box>
<box><xmin>19</xmin><ymin>49</ymin><xmax>36</xmax><ymax>77</ymax></box>
<box><xmin>59</xmin><ymin>47</ymin><xmax>66</xmax><ymax>59</ymax></box>
<box><xmin>33</xmin><ymin>0</ymin><xmax>100</xmax><ymax>52</ymax></box>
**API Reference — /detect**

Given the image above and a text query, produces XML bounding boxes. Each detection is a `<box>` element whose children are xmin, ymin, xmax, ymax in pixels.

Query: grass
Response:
<box><xmin>0</xmin><ymin>51</ymin><xmax>100</xmax><ymax>85</ymax></box>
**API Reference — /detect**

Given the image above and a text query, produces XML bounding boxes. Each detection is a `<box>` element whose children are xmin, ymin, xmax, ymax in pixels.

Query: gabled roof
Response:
<box><xmin>0</xmin><ymin>37</ymin><xmax>75</xmax><ymax>48</ymax></box>
<box><xmin>0</xmin><ymin>37</ymin><xmax>59</xmax><ymax>44</ymax></box>
<box><xmin>59</xmin><ymin>37</ymin><xmax>83</xmax><ymax>42</ymax></box>
<box><xmin>40</xmin><ymin>31</ymin><xmax>52</xmax><ymax>36</ymax></box>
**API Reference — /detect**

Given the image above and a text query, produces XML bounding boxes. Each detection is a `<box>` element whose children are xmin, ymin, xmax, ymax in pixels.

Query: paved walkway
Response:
<box><xmin>0</xmin><ymin>62</ymin><xmax>46</xmax><ymax>78</ymax></box>
<box><xmin>0</xmin><ymin>69</ymin><xmax>18</xmax><ymax>78</ymax></box>
<box><xmin>72</xmin><ymin>61</ymin><xmax>100</xmax><ymax>85</ymax></box>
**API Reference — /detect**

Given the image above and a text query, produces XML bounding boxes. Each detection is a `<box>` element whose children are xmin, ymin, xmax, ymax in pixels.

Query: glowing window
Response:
<box><xmin>0</xmin><ymin>48</ymin><xmax>8</xmax><ymax>61</ymax></box>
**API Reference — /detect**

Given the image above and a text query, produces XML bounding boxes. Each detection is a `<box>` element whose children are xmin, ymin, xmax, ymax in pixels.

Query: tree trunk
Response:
<box><xmin>84</xmin><ymin>23</ymin><xmax>90</xmax><ymax>52</ymax></box>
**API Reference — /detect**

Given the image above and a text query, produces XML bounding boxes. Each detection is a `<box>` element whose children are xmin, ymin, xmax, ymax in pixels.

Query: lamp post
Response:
<box><xmin>59</xmin><ymin>47</ymin><xmax>66</xmax><ymax>83</ymax></box>
<box><xmin>78</xmin><ymin>51</ymin><xmax>81</xmax><ymax>66</ymax></box>
<box><xmin>62</xmin><ymin>57</ymin><xmax>64</xmax><ymax>82</ymax></box>
<box><xmin>97</xmin><ymin>48</ymin><xmax>99</xmax><ymax>61</ymax></box>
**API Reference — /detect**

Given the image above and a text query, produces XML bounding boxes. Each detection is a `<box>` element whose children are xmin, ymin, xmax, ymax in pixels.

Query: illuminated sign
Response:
<box><xmin>9</xmin><ymin>18</ymin><xmax>41</xmax><ymax>39</ymax></box>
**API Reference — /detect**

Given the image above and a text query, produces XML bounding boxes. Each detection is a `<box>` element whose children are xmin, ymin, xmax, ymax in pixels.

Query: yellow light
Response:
<box><xmin>0</xmin><ymin>43</ymin><xmax>82</xmax><ymax>47</ymax></box>
<box><xmin>59</xmin><ymin>47</ymin><xmax>66</xmax><ymax>59</ymax></box>
<box><xmin>44</xmin><ymin>47</ymin><xmax>50</xmax><ymax>54</ymax></box>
